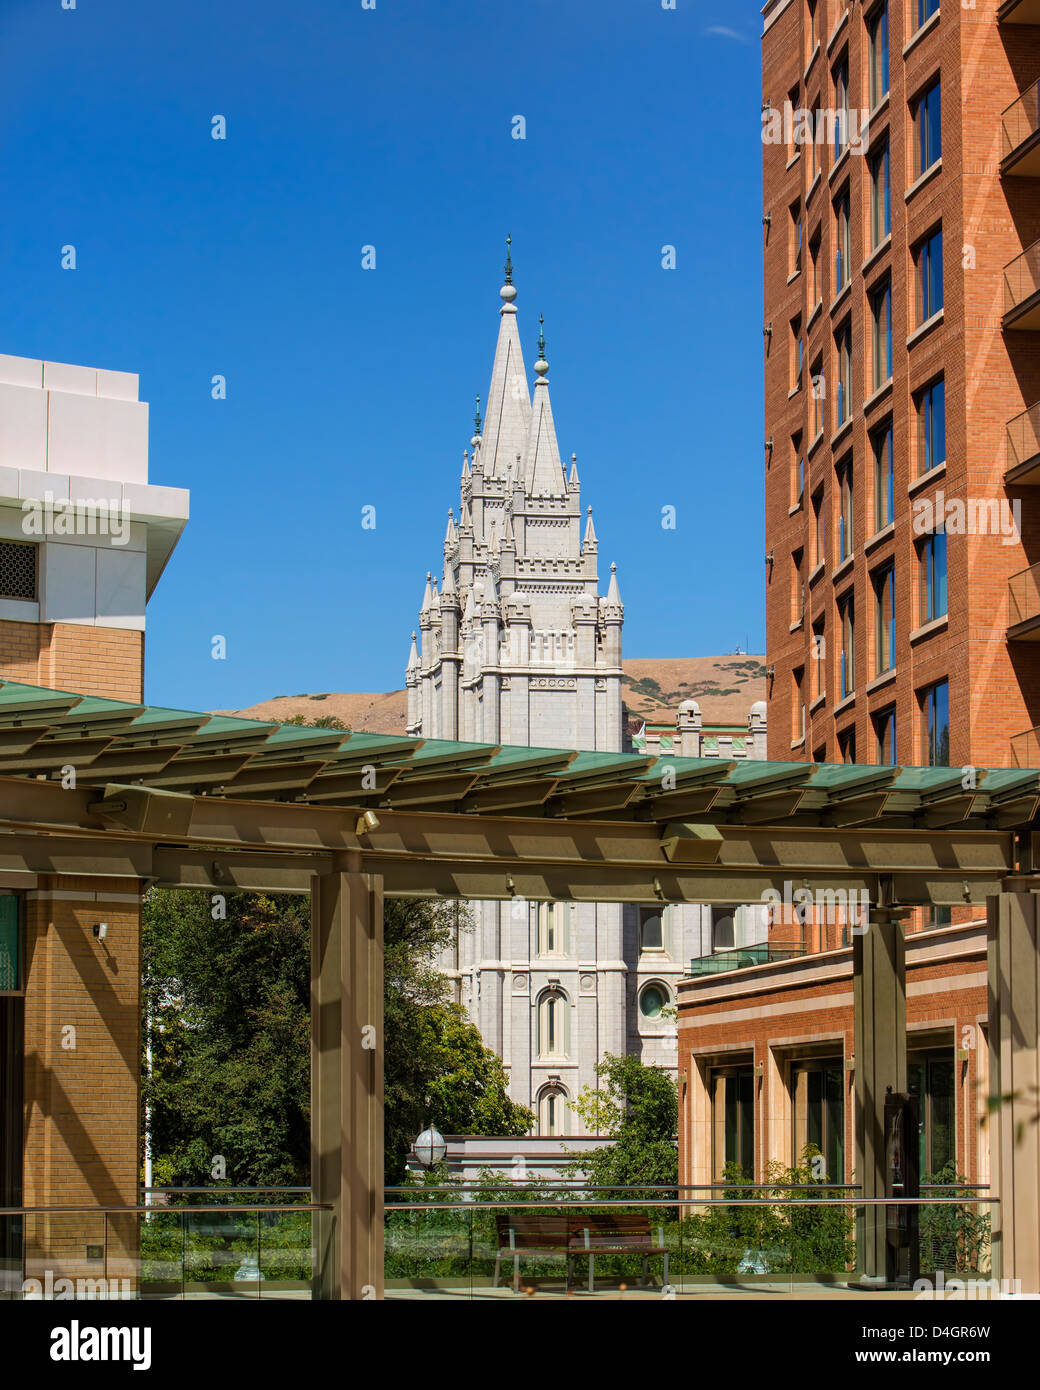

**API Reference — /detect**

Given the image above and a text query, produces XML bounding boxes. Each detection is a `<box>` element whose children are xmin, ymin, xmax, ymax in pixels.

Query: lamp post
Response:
<box><xmin>413</xmin><ymin>1123</ymin><xmax>447</xmax><ymax>1170</ymax></box>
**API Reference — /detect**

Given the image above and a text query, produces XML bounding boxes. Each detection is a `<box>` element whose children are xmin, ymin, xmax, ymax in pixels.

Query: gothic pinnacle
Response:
<box><xmin>534</xmin><ymin>314</ymin><xmax>548</xmax><ymax>377</ymax></box>
<box><xmin>501</xmin><ymin>235</ymin><xmax>517</xmax><ymax>304</ymax></box>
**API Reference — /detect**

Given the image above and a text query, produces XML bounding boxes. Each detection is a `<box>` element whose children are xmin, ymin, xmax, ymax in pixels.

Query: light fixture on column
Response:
<box><xmin>413</xmin><ymin>1123</ymin><xmax>447</xmax><ymax>1170</ymax></box>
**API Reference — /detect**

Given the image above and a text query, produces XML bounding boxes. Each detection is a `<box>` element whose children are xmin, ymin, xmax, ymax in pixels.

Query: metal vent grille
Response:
<box><xmin>0</xmin><ymin>542</ymin><xmax>37</xmax><ymax>600</ymax></box>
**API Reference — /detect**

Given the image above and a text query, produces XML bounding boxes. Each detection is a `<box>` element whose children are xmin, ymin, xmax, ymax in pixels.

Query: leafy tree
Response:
<box><xmin>383</xmin><ymin>898</ymin><xmax>532</xmax><ymax>1181</ymax></box>
<box><xmin>566</xmin><ymin>1053</ymin><xmax>678</xmax><ymax>1189</ymax></box>
<box><xmin>143</xmin><ymin>890</ymin><xmax>532</xmax><ymax>1190</ymax></box>
<box><xmin>143</xmin><ymin>889</ymin><xmax>311</xmax><ymax>1189</ymax></box>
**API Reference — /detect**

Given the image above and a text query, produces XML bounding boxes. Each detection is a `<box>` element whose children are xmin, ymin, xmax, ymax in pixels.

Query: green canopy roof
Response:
<box><xmin>0</xmin><ymin>679</ymin><xmax>1035</xmax><ymax>830</ymax></box>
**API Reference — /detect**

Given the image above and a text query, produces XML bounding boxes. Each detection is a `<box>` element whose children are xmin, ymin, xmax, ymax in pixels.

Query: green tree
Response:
<box><xmin>567</xmin><ymin>1053</ymin><xmax>678</xmax><ymax>1189</ymax></box>
<box><xmin>143</xmin><ymin>889</ymin><xmax>311</xmax><ymax>1188</ymax></box>
<box><xmin>143</xmin><ymin>890</ymin><xmax>532</xmax><ymax>1189</ymax></box>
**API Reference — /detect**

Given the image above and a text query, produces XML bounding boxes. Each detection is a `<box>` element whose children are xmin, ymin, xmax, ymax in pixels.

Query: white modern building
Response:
<box><xmin>406</xmin><ymin>254</ymin><xmax>767</xmax><ymax>1134</ymax></box>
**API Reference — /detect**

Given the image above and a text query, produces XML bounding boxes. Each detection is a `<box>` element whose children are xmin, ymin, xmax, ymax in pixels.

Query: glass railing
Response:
<box><xmin>1002</xmin><ymin>79</ymin><xmax>1040</xmax><ymax>161</ymax></box>
<box><xmin>383</xmin><ymin>1183</ymin><xmax>998</xmax><ymax>1300</ymax></box>
<box><xmin>1004</xmin><ymin>240</ymin><xmax>1040</xmax><ymax>316</ymax></box>
<box><xmin>1007</xmin><ymin>400</ymin><xmax>1040</xmax><ymax>473</ymax></box>
<box><xmin>687</xmin><ymin>946</ymin><xmax>806</xmax><ymax>977</ymax></box>
<box><xmin>1009</xmin><ymin>560</ymin><xmax>1040</xmax><ymax>628</ymax></box>
<box><xmin>0</xmin><ymin>1198</ymin><xmax>327</xmax><ymax>1300</ymax></box>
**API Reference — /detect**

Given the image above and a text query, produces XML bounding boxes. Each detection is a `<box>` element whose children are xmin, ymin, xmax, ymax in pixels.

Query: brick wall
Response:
<box><xmin>764</xmin><ymin>0</ymin><xmax>1040</xmax><ymax>770</ymax></box>
<box><xmin>21</xmin><ymin>877</ymin><xmax>143</xmax><ymax>1284</ymax></box>
<box><xmin>0</xmin><ymin>619</ymin><xmax>143</xmax><ymax>703</ymax></box>
<box><xmin>678</xmin><ymin>923</ymin><xmax>988</xmax><ymax>1191</ymax></box>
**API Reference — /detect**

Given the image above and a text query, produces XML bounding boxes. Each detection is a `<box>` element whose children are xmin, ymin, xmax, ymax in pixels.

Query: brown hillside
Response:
<box><xmin>221</xmin><ymin>655</ymin><xmax>766</xmax><ymax>735</ymax></box>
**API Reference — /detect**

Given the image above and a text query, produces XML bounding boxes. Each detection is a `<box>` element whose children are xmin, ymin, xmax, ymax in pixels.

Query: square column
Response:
<box><xmin>988</xmin><ymin>892</ymin><xmax>1040</xmax><ymax>1294</ymax></box>
<box><xmin>853</xmin><ymin>910</ymin><xmax>906</xmax><ymax>1286</ymax></box>
<box><xmin>311</xmin><ymin>865</ymin><xmax>384</xmax><ymax>1300</ymax></box>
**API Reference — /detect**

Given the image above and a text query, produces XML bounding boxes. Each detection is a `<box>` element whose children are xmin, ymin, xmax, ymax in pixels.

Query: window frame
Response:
<box><xmin>873</xmin><ymin>562</ymin><xmax>895</xmax><ymax>675</ymax></box>
<box><xmin>870</xmin><ymin>278</ymin><xmax>893</xmax><ymax>390</ymax></box>
<box><xmin>920</xmin><ymin>529</ymin><xmax>948</xmax><ymax>624</ymax></box>
<box><xmin>868</xmin><ymin>3</ymin><xmax>890</xmax><ymax>109</ymax></box>
<box><xmin>915</xmin><ymin>227</ymin><xmax>944</xmax><ymax>324</ymax></box>
<box><xmin>921</xmin><ymin>678</ymin><xmax>950</xmax><ymax>767</ymax></box>
<box><xmin>915</xmin><ymin>77</ymin><xmax>942</xmax><ymax>177</ymax></box>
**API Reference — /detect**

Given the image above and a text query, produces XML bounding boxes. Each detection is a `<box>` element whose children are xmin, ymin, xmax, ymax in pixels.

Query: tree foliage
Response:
<box><xmin>143</xmin><ymin>889</ymin><xmax>532</xmax><ymax>1189</ymax></box>
<box><xmin>567</xmin><ymin>1053</ymin><xmax>679</xmax><ymax>1189</ymax></box>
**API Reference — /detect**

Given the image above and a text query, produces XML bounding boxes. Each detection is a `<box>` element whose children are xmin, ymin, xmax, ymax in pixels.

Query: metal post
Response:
<box><xmin>988</xmin><ymin>891</ymin><xmax>1040</xmax><ymax>1295</ymax></box>
<box><xmin>852</xmin><ymin>904</ymin><xmax>906</xmax><ymax>1288</ymax></box>
<box><xmin>311</xmin><ymin>860</ymin><xmax>384</xmax><ymax>1300</ymax></box>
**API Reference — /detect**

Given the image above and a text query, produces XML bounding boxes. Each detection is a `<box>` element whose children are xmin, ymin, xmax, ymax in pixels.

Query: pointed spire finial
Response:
<box><xmin>534</xmin><ymin>313</ymin><xmax>549</xmax><ymax>378</ymax></box>
<box><xmin>474</xmin><ymin>396</ymin><xmax>482</xmax><ymax>436</ymax></box>
<box><xmin>500</xmin><ymin>236</ymin><xmax>517</xmax><ymax>304</ymax></box>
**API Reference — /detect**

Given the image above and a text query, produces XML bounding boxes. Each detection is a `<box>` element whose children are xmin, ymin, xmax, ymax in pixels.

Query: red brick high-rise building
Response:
<box><xmin>678</xmin><ymin>0</ymin><xmax>1040</xmax><ymax>1198</ymax></box>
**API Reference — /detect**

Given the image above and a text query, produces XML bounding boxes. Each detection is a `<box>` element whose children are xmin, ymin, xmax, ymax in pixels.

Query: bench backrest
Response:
<box><xmin>495</xmin><ymin>1212</ymin><xmax>571</xmax><ymax>1250</ymax></box>
<box><xmin>568</xmin><ymin>1212</ymin><xmax>655</xmax><ymax>1248</ymax></box>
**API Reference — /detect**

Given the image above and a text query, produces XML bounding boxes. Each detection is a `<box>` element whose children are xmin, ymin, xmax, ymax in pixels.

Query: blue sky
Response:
<box><xmin>1</xmin><ymin>0</ymin><xmax>764</xmax><ymax>711</ymax></box>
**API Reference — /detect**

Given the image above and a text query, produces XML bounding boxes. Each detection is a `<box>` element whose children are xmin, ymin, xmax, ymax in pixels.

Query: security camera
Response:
<box><xmin>93</xmin><ymin>922</ymin><xmax>108</xmax><ymax>941</ymax></box>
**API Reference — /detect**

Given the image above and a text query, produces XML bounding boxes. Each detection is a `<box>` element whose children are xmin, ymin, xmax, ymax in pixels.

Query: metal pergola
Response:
<box><xmin>0</xmin><ymin>679</ymin><xmax>1036</xmax><ymax>1297</ymax></box>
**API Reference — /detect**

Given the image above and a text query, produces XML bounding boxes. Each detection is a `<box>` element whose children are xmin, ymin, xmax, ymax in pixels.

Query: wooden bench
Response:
<box><xmin>493</xmin><ymin>1212</ymin><xmax>670</xmax><ymax>1293</ymax></box>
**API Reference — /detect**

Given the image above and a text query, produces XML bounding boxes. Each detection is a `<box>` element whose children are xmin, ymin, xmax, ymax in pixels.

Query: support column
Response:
<box><xmin>853</xmin><ymin>908</ymin><xmax>906</xmax><ymax>1287</ymax></box>
<box><xmin>988</xmin><ymin>892</ymin><xmax>1040</xmax><ymax>1295</ymax></box>
<box><xmin>311</xmin><ymin>861</ymin><xmax>384</xmax><ymax>1301</ymax></box>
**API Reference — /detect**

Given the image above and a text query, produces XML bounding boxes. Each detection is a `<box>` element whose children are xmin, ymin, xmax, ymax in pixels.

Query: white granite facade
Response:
<box><xmin>406</xmin><ymin>265</ymin><xmax>767</xmax><ymax>1133</ymax></box>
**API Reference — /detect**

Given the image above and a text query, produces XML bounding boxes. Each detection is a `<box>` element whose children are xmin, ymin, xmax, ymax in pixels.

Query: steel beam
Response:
<box><xmin>311</xmin><ymin>864</ymin><xmax>383</xmax><ymax>1301</ymax></box>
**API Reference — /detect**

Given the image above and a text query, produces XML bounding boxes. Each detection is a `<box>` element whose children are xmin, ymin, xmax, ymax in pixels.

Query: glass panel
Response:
<box><xmin>0</xmin><ymin>897</ymin><xmax>18</xmax><ymax>991</ymax></box>
<box><xmin>825</xmin><ymin>1066</ymin><xmax>845</xmax><ymax>1183</ymax></box>
<box><xmin>929</xmin><ymin>1060</ymin><xmax>955</xmax><ymax>1173</ymax></box>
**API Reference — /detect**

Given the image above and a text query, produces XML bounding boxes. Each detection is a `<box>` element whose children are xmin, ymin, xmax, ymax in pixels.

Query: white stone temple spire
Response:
<box><xmin>480</xmin><ymin>236</ymin><xmax>531</xmax><ymax>479</ymax></box>
<box><xmin>523</xmin><ymin>315</ymin><xmax>567</xmax><ymax>497</ymax></box>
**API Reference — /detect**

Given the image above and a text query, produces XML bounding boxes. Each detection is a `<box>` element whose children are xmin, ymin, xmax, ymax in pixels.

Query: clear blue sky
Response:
<box><xmin>1</xmin><ymin>0</ymin><xmax>765</xmax><ymax>711</ymax></box>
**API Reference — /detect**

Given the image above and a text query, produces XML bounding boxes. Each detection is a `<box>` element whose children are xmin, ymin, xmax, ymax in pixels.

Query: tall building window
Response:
<box><xmin>874</xmin><ymin>563</ymin><xmax>895</xmax><ymax>674</ymax></box>
<box><xmin>792</xmin><ymin>548</ymin><xmax>805</xmax><ymax>623</ymax></box>
<box><xmin>833</xmin><ymin>56</ymin><xmax>850</xmax><ymax>160</ymax></box>
<box><xmin>915</xmin><ymin>228</ymin><xmax>943</xmax><ymax>323</ymax></box>
<box><xmin>870</xmin><ymin>144</ymin><xmax>890</xmax><ymax>247</ymax></box>
<box><xmin>920</xmin><ymin>530</ymin><xmax>948</xmax><ymax>623</ymax></box>
<box><xmin>811</xmin><ymin>356</ymin><xmax>825</xmax><ymax>438</ymax></box>
<box><xmin>808</xmin><ymin>0</ymin><xmax>817</xmax><ymax>54</ymax></box>
<box><xmin>834</xmin><ymin>191</ymin><xmax>851</xmax><ymax>292</ymax></box>
<box><xmin>712</xmin><ymin>1067</ymin><xmax>755</xmax><ymax>1179</ymax></box>
<box><xmin>793</xmin><ymin>433</ymin><xmax>805</xmax><ymax>504</ymax></box>
<box><xmin>538</xmin><ymin>902</ymin><xmax>569</xmax><ymax>955</ymax></box>
<box><xmin>793</xmin><ymin>666</ymin><xmax>807</xmax><ymax>742</ymax></box>
<box><xmin>792</xmin><ymin>1060</ymin><xmax>845</xmax><ymax>1181</ymax></box>
<box><xmin>837</xmin><ymin>457</ymin><xmax>854</xmax><ymax>561</ymax></box>
<box><xmin>812</xmin><ymin>487</ymin><xmax>826</xmax><ymax>567</ymax></box>
<box><xmin>872</xmin><ymin>422</ymin><xmax>894</xmax><ymax>531</ymax></box>
<box><xmin>922</xmin><ymin>679</ymin><xmax>950</xmax><ymax>766</ymax></box>
<box><xmin>791</xmin><ymin>202</ymin><xmax>803</xmax><ymax>276</ymax></box>
<box><xmin>868</xmin><ymin>4</ymin><xmax>889</xmax><ymax>108</ymax></box>
<box><xmin>538</xmin><ymin>988</ymin><xmax>569</xmax><ymax>1058</ymax></box>
<box><xmin>908</xmin><ymin>1052</ymin><xmax>955</xmax><ymax>1175</ymax></box>
<box><xmin>916</xmin><ymin>0</ymin><xmax>940</xmax><ymax>31</ymax></box>
<box><xmin>712</xmin><ymin>904</ymin><xmax>737</xmax><ymax>950</ymax></box>
<box><xmin>917</xmin><ymin>377</ymin><xmax>946</xmax><ymax>474</ymax></box>
<box><xmin>809</xmin><ymin>231</ymin><xmax>821</xmax><ymax>307</ymax></box>
<box><xmin>839</xmin><ymin>592</ymin><xmax>856</xmax><ymax>699</ymax></box>
<box><xmin>639</xmin><ymin>907</ymin><xmax>664</xmax><ymax>951</ymax></box>
<box><xmin>871</xmin><ymin>279</ymin><xmax>892</xmax><ymax>389</ymax></box>
<box><xmin>791</xmin><ymin>316</ymin><xmax>804</xmax><ymax>391</ymax></box>
<box><xmin>812</xmin><ymin>620</ymin><xmax>825</xmax><ymax>701</ymax></box>
<box><xmin>838</xmin><ymin>726</ymin><xmax>856</xmax><ymax>763</ymax></box>
<box><xmin>915</xmin><ymin>78</ymin><xmax>942</xmax><ymax>176</ymax></box>
<box><xmin>539</xmin><ymin>1085</ymin><xmax>568</xmax><ymax>1137</ymax></box>
<box><xmin>835</xmin><ymin>322</ymin><xmax>852</xmax><ymax>427</ymax></box>
<box><xmin>874</xmin><ymin>706</ymin><xmax>897</xmax><ymax>764</ymax></box>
